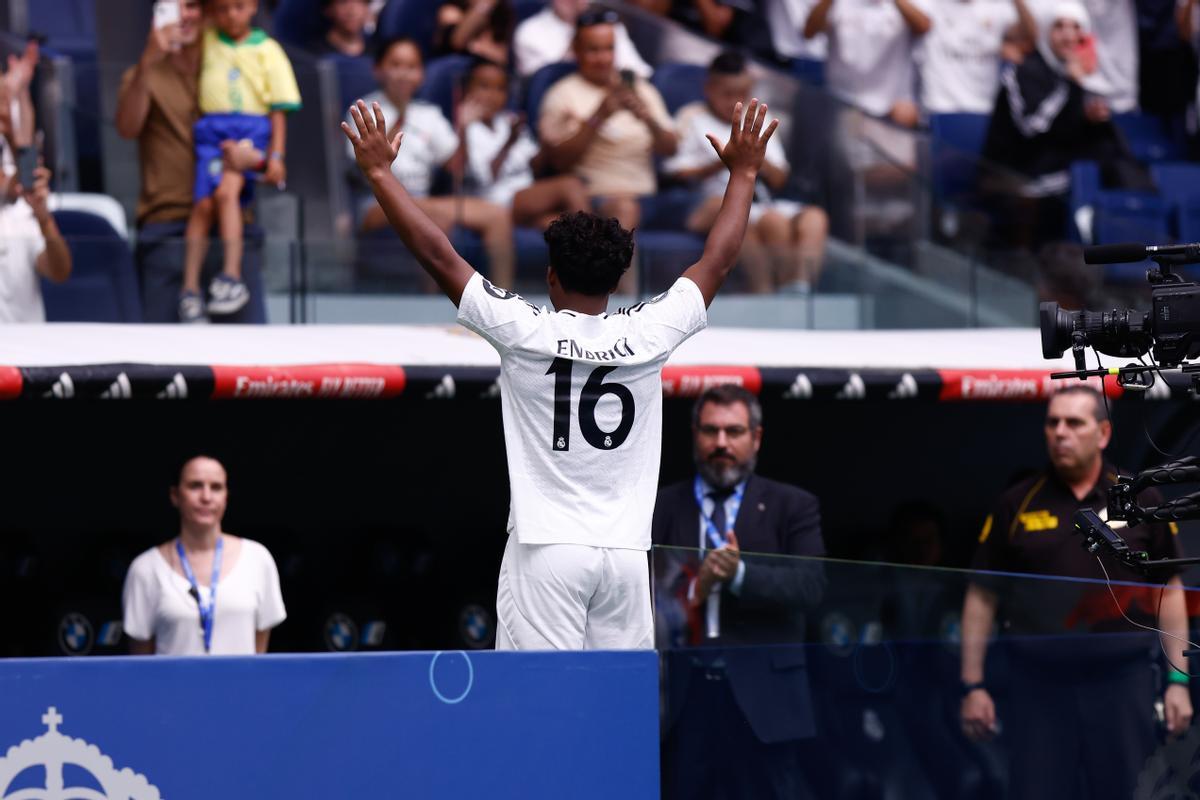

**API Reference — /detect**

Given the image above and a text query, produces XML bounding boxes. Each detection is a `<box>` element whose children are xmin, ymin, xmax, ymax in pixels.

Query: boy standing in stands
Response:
<box><xmin>180</xmin><ymin>0</ymin><xmax>301</xmax><ymax>323</ymax></box>
<box><xmin>665</xmin><ymin>51</ymin><xmax>827</xmax><ymax>294</ymax></box>
<box><xmin>457</xmin><ymin>59</ymin><xmax>589</xmax><ymax>229</ymax></box>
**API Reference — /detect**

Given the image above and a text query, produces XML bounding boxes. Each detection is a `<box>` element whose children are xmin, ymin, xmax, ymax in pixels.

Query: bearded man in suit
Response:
<box><xmin>653</xmin><ymin>383</ymin><xmax>825</xmax><ymax>800</ymax></box>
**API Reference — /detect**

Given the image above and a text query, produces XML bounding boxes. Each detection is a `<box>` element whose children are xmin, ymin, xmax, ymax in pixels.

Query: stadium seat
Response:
<box><xmin>376</xmin><ymin>0</ymin><xmax>440</xmax><ymax>58</ymax></box>
<box><xmin>1090</xmin><ymin>193</ymin><xmax>1171</xmax><ymax>282</ymax></box>
<box><xmin>637</xmin><ymin>230</ymin><xmax>706</xmax><ymax>293</ymax></box>
<box><xmin>640</xmin><ymin>188</ymin><xmax>699</xmax><ymax>232</ymax></box>
<box><xmin>1092</xmin><ymin>193</ymin><xmax>1169</xmax><ymax>244</ymax></box>
<box><xmin>48</xmin><ymin>192</ymin><xmax>128</xmax><ymax>240</ymax></box>
<box><xmin>45</xmin><ymin>210</ymin><xmax>142</xmax><ymax>323</ymax></box>
<box><xmin>29</xmin><ymin>0</ymin><xmax>95</xmax><ymax>60</ymax></box>
<box><xmin>514</xmin><ymin>226</ymin><xmax>550</xmax><ymax>279</ymax></box>
<box><xmin>1112</xmin><ymin>112</ymin><xmax>1186</xmax><ymax>163</ymax></box>
<box><xmin>928</xmin><ymin>113</ymin><xmax>990</xmax><ymax>214</ymax></box>
<box><xmin>515</xmin><ymin>0</ymin><xmax>547</xmax><ymax>22</ymax></box>
<box><xmin>1178</xmin><ymin>196</ymin><xmax>1200</xmax><ymax>243</ymax></box>
<box><xmin>651</xmin><ymin>63</ymin><xmax>707</xmax><ymax>115</ymax></box>
<box><xmin>524</xmin><ymin>62</ymin><xmax>576</xmax><ymax>123</ymax></box>
<box><xmin>1070</xmin><ymin>160</ymin><xmax>1170</xmax><ymax>253</ymax></box>
<box><xmin>418</xmin><ymin>54</ymin><xmax>476</xmax><ymax>121</ymax></box>
<box><xmin>327</xmin><ymin>54</ymin><xmax>377</xmax><ymax>114</ymax></box>
<box><xmin>789</xmin><ymin>57</ymin><xmax>825</xmax><ymax>87</ymax></box>
<box><xmin>1150</xmin><ymin>162</ymin><xmax>1200</xmax><ymax>238</ymax></box>
<box><xmin>272</xmin><ymin>0</ymin><xmax>328</xmax><ymax>50</ymax></box>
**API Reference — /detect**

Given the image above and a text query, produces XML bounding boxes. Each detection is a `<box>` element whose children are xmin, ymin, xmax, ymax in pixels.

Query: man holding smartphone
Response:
<box><xmin>536</xmin><ymin>9</ymin><xmax>677</xmax><ymax>293</ymax></box>
<box><xmin>116</xmin><ymin>0</ymin><xmax>266</xmax><ymax>324</ymax></box>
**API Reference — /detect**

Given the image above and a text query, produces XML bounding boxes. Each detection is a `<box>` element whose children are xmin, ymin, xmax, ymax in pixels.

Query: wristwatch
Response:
<box><xmin>960</xmin><ymin>680</ymin><xmax>986</xmax><ymax>697</ymax></box>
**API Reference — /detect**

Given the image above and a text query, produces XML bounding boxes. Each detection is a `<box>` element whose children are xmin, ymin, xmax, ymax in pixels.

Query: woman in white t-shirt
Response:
<box><xmin>122</xmin><ymin>455</ymin><xmax>286</xmax><ymax>656</ymax></box>
<box><xmin>349</xmin><ymin>38</ymin><xmax>515</xmax><ymax>288</ymax></box>
<box><xmin>459</xmin><ymin>59</ymin><xmax>588</xmax><ymax>228</ymax></box>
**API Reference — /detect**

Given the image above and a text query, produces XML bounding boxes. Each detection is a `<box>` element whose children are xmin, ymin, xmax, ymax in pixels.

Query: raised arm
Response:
<box><xmin>341</xmin><ymin>100</ymin><xmax>475</xmax><ymax>305</ymax></box>
<box><xmin>682</xmin><ymin>99</ymin><xmax>779</xmax><ymax>307</ymax></box>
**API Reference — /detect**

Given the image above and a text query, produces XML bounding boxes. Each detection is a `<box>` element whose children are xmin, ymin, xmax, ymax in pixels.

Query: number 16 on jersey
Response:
<box><xmin>546</xmin><ymin>358</ymin><xmax>636</xmax><ymax>452</ymax></box>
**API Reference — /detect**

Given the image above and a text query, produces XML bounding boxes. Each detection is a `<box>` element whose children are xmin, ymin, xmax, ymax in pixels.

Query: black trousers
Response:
<box><xmin>136</xmin><ymin>221</ymin><xmax>267</xmax><ymax>324</ymax></box>
<box><xmin>1004</xmin><ymin>661</ymin><xmax>1157</xmax><ymax>800</ymax></box>
<box><xmin>662</xmin><ymin>665</ymin><xmax>814</xmax><ymax>800</ymax></box>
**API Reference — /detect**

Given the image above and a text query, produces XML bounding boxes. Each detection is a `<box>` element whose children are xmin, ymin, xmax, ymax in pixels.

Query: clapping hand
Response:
<box><xmin>696</xmin><ymin>531</ymin><xmax>741</xmax><ymax>602</ymax></box>
<box><xmin>705</xmin><ymin>99</ymin><xmax>779</xmax><ymax>179</ymax></box>
<box><xmin>341</xmin><ymin>100</ymin><xmax>403</xmax><ymax>179</ymax></box>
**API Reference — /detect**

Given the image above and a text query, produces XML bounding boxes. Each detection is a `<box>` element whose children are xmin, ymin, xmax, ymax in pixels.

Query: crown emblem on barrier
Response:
<box><xmin>0</xmin><ymin>707</ymin><xmax>161</xmax><ymax>800</ymax></box>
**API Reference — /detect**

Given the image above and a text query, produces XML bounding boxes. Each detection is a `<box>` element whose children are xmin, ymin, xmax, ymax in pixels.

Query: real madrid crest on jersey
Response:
<box><xmin>0</xmin><ymin>708</ymin><xmax>162</xmax><ymax>799</ymax></box>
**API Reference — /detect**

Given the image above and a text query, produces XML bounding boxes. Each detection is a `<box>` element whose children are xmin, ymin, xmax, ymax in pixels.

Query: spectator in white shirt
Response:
<box><xmin>665</xmin><ymin>51</ymin><xmax>828</xmax><ymax>293</ymax></box>
<box><xmin>514</xmin><ymin>0</ymin><xmax>652</xmax><ymax>78</ymax></box>
<box><xmin>122</xmin><ymin>455</ymin><xmax>286</xmax><ymax>656</ymax></box>
<box><xmin>350</xmin><ymin>37</ymin><xmax>514</xmax><ymax>287</ymax></box>
<box><xmin>1077</xmin><ymin>0</ymin><xmax>1139</xmax><ymax>112</ymax></box>
<box><xmin>459</xmin><ymin>59</ymin><xmax>589</xmax><ymax>227</ymax></box>
<box><xmin>919</xmin><ymin>0</ymin><xmax>1037</xmax><ymax>114</ymax></box>
<box><xmin>0</xmin><ymin>52</ymin><xmax>72</xmax><ymax>324</ymax></box>
<box><xmin>804</xmin><ymin>0</ymin><xmax>931</xmax><ymax>127</ymax></box>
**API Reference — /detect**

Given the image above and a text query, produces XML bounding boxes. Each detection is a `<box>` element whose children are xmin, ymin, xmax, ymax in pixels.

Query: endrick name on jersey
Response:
<box><xmin>556</xmin><ymin>338</ymin><xmax>637</xmax><ymax>361</ymax></box>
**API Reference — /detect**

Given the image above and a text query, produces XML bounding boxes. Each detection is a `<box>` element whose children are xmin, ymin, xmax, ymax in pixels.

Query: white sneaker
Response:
<box><xmin>208</xmin><ymin>275</ymin><xmax>250</xmax><ymax>315</ymax></box>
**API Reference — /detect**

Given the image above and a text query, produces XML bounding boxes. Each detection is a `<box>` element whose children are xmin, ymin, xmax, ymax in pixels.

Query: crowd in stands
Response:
<box><xmin>3</xmin><ymin>0</ymin><xmax>1200</xmax><ymax>322</ymax></box>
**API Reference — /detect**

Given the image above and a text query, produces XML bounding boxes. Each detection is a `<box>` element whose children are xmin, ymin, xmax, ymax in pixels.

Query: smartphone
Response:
<box><xmin>620</xmin><ymin>69</ymin><xmax>635</xmax><ymax>88</ymax></box>
<box><xmin>1076</xmin><ymin>34</ymin><xmax>1098</xmax><ymax>76</ymax></box>
<box><xmin>153</xmin><ymin>0</ymin><xmax>181</xmax><ymax>30</ymax></box>
<box><xmin>15</xmin><ymin>146</ymin><xmax>36</xmax><ymax>189</ymax></box>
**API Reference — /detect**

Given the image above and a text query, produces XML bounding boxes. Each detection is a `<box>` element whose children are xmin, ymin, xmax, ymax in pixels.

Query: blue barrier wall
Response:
<box><xmin>0</xmin><ymin>650</ymin><xmax>660</xmax><ymax>799</ymax></box>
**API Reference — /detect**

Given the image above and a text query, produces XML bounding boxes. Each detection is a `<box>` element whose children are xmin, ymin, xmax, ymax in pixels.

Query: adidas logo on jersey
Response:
<box><xmin>42</xmin><ymin>373</ymin><xmax>75</xmax><ymax>399</ymax></box>
<box><xmin>99</xmin><ymin>372</ymin><xmax>132</xmax><ymax>400</ymax></box>
<box><xmin>156</xmin><ymin>372</ymin><xmax>188</xmax><ymax>400</ymax></box>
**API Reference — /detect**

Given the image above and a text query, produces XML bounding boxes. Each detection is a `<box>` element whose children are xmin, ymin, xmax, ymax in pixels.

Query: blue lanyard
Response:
<box><xmin>693</xmin><ymin>476</ymin><xmax>745</xmax><ymax>550</ymax></box>
<box><xmin>176</xmin><ymin>536</ymin><xmax>223</xmax><ymax>654</ymax></box>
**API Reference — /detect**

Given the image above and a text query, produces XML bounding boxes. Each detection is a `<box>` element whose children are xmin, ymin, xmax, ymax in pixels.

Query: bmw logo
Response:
<box><xmin>323</xmin><ymin>613</ymin><xmax>358</xmax><ymax>652</ymax></box>
<box><xmin>821</xmin><ymin>612</ymin><xmax>856</xmax><ymax>658</ymax></box>
<box><xmin>58</xmin><ymin>612</ymin><xmax>93</xmax><ymax>656</ymax></box>
<box><xmin>458</xmin><ymin>604</ymin><xmax>493</xmax><ymax>649</ymax></box>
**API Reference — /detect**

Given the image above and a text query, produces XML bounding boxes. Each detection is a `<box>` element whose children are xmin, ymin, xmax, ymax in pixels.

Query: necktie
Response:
<box><xmin>708</xmin><ymin>487</ymin><xmax>734</xmax><ymax>545</ymax></box>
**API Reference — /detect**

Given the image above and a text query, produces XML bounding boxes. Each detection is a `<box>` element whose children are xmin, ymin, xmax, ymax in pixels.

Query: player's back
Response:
<box><xmin>457</xmin><ymin>273</ymin><xmax>708</xmax><ymax>550</ymax></box>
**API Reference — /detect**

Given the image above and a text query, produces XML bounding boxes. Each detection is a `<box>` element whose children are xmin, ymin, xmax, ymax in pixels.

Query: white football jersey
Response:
<box><xmin>457</xmin><ymin>272</ymin><xmax>708</xmax><ymax>551</ymax></box>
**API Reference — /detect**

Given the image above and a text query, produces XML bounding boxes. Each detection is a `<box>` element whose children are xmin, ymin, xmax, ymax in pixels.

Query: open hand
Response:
<box><xmin>341</xmin><ymin>100</ymin><xmax>403</xmax><ymax>180</ymax></box>
<box><xmin>706</xmin><ymin>98</ymin><xmax>779</xmax><ymax>180</ymax></box>
<box><xmin>4</xmin><ymin>41</ymin><xmax>38</xmax><ymax>96</ymax></box>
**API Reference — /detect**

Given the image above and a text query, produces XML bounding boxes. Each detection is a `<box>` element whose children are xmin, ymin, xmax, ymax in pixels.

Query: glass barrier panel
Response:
<box><xmin>653</xmin><ymin>545</ymin><xmax>1200</xmax><ymax>799</ymax></box>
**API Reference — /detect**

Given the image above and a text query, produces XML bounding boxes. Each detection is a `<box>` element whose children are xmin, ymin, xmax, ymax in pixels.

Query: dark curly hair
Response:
<box><xmin>544</xmin><ymin>212</ymin><xmax>634</xmax><ymax>296</ymax></box>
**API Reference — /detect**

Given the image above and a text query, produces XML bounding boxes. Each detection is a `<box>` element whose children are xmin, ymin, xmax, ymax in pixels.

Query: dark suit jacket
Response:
<box><xmin>653</xmin><ymin>473</ymin><xmax>826</xmax><ymax>743</ymax></box>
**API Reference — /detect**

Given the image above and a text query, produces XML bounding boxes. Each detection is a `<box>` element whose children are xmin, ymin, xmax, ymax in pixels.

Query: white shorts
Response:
<box><xmin>494</xmin><ymin>535</ymin><xmax>653</xmax><ymax>651</ymax></box>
